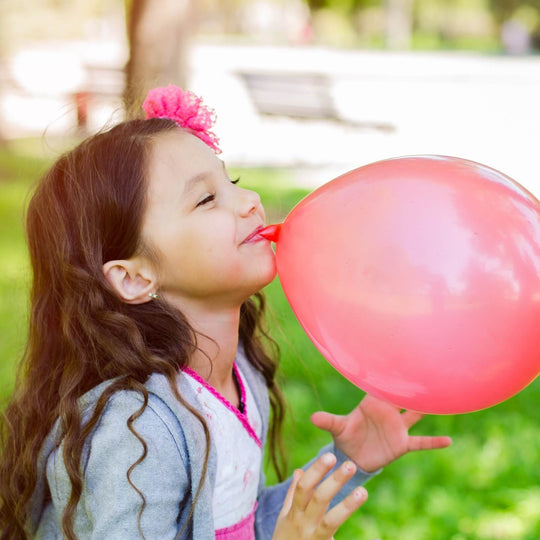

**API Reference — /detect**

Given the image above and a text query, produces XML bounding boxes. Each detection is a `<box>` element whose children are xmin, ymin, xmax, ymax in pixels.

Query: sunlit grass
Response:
<box><xmin>0</xmin><ymin>142</ymin><xmax>41</xmax><ymax>400</ymax></box>
<box><xmin>0</xmin><ymin>140</ymin><xmax>539</xmax><ymax>539</ymax></box>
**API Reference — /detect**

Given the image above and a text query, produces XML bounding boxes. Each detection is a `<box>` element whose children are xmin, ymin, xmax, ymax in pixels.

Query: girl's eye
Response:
<box><xmin>196</xmin><ymin>193</ymin><xmax>215</xmax><ymax>207</ymax></box>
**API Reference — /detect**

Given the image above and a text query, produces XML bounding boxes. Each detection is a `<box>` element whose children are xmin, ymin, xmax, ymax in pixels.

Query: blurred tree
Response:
<box><xmin>385</xmin><ymin>0</ymin><xmax>413</xmax><ymax>48</ymax></box>
<box><xmin>123</xmin><ymin>0</ymin><xmax>195</xmax><ymax>117</ymax></box>
<box><xmin>213</xmin><ymin>0</ymin><xmax>246</xmax><ymax>34</ymax></box>
<box><xmin>303</xmin><ymin>0</ymin><xmax>377</xmax><ymax>14</ymax></box>
<box><xmin>488</xmin><ymin>0</ymin><xmax>540</xmax><ymax>23</ymax></box>
<box><xmin>303</xmin><ymin>0</ymin><xmax>413</xmax><ymax>49</ymax></box>
<box><xmin>488</xmin><ymin>0</ymin><xmax>540</xmax><ymax>51</ymax></box>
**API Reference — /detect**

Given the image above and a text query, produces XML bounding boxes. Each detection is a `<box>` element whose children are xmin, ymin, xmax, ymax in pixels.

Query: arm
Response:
<box><xmin>70</xmin><ymin>392</ymin><xmax>190</xmax><ymax>538</ymax></box>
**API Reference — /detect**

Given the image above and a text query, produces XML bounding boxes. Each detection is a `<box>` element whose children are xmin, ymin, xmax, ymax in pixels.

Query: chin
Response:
<box><xmin>236</xmin><ymin>245</ymin><xmax>276</xmax><ymax>299</ymax></box>
<box><xmin>260</xmin><ymin>268</ymin><xmax>277</xmax><ymax>289</ymax></box>
<box><xmin>244</xmin><ymin>262</ymin><xmax>277</xmax><ymax>300</ymax></box>
<box><xmin>260</xmin><ymin>252</ymin><xmax>278</xmax><ymax>285</ymax></box>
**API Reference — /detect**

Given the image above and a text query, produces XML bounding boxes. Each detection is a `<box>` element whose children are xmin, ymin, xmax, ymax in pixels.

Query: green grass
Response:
<box><xmin>0</xmin><ymin>142</ymin><xmax>47</xmax><ymax>399</ymax></box>
<box><xmin>1</xmin><ymin>141</ymin><xmax>539</xmax><ymax>539</ymax></box>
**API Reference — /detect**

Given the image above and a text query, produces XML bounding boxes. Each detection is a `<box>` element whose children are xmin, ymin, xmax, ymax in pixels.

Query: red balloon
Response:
<box><xmin>260</xmin><ymin>156</ymin><xmax>540</xmax><ymax>414</ymax></box>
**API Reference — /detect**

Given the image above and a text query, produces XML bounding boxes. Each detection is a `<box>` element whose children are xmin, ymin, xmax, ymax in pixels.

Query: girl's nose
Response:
<box><xmin>237</xmin><ymin>187</ymin><xmax>262</xmax><ymax>217</ymax></box>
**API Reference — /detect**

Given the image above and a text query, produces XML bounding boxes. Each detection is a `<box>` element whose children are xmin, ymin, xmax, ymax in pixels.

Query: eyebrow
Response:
<box><xmin>183</xmin><ymin>161</ymin><xmax>228</xmax><ymax>195</ymax></box>
<box><xmin>183</xmin><ymin>172</ymin><xmax>210</xmax><ymax>195</ymax></box>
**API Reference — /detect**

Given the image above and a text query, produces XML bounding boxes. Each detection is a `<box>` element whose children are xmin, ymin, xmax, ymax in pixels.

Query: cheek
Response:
<box><xmin>187</xmin><ymin>225</ymin><xmax>237</xmax><ymax>273</ymax></box>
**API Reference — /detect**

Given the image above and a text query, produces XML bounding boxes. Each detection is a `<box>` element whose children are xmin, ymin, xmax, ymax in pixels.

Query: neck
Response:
<box><xmin>169</xmin><ymin>297</ymin><xmax>241</xmax><ymax>391</ymax></box>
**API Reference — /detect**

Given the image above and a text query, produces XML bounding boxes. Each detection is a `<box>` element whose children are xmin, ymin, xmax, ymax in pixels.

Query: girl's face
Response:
<box><xmin>142</xmin><ymin>129</ymin><xmax>276</xmax><ymax>309</ymax></box>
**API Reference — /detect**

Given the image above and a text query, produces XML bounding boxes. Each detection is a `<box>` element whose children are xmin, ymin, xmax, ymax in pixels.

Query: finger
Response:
<box><xmin>314</xmin><ymin>486</ymin><xmax>368</xmax><ymax>539</ymax></box>
<box><xmin>311</xmin><ymin>412</ymin><xmax>346</xmax><ymax>437</ymax></box>
<box><xmin>400</xmin><ymin>410</ymin><xmax>425</xmax><ymax>429</ymax></box>
<box><xmin>304</xmin><ymin>460</ymin><xmax>358</xmax><ymax>523</ymax></box>
<box><xmin>292</xmin><ymin>453</ymin><xmax>337</xmax><ymax>512</ymax></box>
<box><xmin>408</xmin><ymin>435</ymin><xmax>452</xmax><ymax>452</ymax></box>
<box><xmin>278</xmin><ymin>469</ymin><xmax>303</xmax><ymax>518</ymax></box>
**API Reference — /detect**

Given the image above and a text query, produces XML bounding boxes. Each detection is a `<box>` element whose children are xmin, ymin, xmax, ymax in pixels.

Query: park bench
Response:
<box><xmin>237</xmin><ymin>70</ymin><xmax>393</xmax><ymax>132</ymax></box>
<box><xmin>237</xmin><ymin>71</ymin><xmax>338</xmax><ymax>121</ymax></box>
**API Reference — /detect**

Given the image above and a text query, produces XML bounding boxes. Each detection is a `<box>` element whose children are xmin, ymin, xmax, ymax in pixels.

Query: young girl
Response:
<box><xmin>0</xmin><ymin>86</ymin><xmax>451</xmax><ymax>539</ymax></box>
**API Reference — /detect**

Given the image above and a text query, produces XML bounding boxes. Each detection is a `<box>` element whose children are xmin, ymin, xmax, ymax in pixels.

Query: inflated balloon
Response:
<box><xmin>260</xmin><ymin>156</ymin><xmax>540</xmax><ymax>414</ymax></box>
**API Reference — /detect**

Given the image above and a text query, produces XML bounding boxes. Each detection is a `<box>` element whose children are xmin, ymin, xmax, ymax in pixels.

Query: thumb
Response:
<box><xmin>311</xmin><ymin>411</ymin><xmax>346</xmax><ymax>437</ymax></box>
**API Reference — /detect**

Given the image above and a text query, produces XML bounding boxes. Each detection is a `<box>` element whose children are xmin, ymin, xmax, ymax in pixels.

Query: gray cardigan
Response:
<box><xmin>28</xmin><ymin>349</ymin><xmax>377</xmax><ymax>538</ymax></box>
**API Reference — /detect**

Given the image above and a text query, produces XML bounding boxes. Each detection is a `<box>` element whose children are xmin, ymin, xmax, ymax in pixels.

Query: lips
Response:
<box><xmin>241</xmin><ymin>225</ymin><xmax>265</xmax><ymax>244</ymax></box>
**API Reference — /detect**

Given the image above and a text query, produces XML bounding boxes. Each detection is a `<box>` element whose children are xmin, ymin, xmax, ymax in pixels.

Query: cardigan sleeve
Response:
<box><xmin>254</xmin><ymin>442</ymin><xmax>381</xmax><ymax>539</ymax></box>
<box><xmin>47</xmin><ymin>391</ymin><xmax>192</xmax><ymax>539</ymax></box>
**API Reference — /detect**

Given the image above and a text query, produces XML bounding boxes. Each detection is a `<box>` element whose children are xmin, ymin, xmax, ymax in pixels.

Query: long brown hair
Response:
<box><xmin>0</xmin><ymin>119</ymin><xmax>286</xmax><ymax>538</ymax></box>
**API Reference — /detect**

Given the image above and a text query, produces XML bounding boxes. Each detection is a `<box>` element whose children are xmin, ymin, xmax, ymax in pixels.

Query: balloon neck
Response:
<box><xmin>259</xmin><ymin>224</ymin><xmax>282</xmax><ymax>243</ymax></box>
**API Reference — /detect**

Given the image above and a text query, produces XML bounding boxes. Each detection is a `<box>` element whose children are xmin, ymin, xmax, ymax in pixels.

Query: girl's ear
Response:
<box><xmin>102</xmin><ymin>259</ymin><xmax>158</xmax><ymax>305</ymax></box>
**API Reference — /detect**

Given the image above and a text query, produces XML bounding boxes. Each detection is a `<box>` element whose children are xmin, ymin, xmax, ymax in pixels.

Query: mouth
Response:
<box><xmin>241</xmin><ymin>225</ymin><xmax>265</xmax><ymax>244</ymax></box>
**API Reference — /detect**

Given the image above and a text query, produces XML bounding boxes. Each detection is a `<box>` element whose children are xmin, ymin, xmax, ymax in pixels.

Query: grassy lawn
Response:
<box><xmin>1</xmin><ymin>141</ymin><xmax>539</xmax><ymax>539</ymax></box>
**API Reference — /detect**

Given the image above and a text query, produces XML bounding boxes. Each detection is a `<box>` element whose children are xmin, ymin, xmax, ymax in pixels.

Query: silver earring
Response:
<box><xmin>148</xmin><ymin>292</ymin><xmax>158</xmax><ymax>299</ymax></box>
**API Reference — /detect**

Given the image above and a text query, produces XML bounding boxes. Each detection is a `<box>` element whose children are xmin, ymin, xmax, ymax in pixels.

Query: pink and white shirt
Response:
<box><xmin>181</xmin><ymin>363</ymin><xmax>262</xmax><ymax>539</ymax></box>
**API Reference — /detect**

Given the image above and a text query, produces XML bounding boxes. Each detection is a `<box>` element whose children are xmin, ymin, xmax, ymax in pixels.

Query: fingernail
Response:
<box><xmin>322</xmin><ymin>452</ymin><xmax>335</xmax><ymax>465</ymax></box>
<box><xmin>344</xmin><ymin>461</ymin><xmax>356</xmax><ymax>473</ymax></box>
<box><xmin>353</xmin><ymin>487</ymin><xmax>367</xmax><ymax>499</ymax></box>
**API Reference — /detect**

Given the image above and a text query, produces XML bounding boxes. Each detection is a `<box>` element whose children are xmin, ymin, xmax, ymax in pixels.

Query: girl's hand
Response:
<box><xmin>311</xmin><ymin>394</ymin><xmax>452</xmax><ymax>473</ymax></box>
<box><xmin>272</xmin><ymin>453</ymin><xmax>368</xmax><ymax>540</ymax></box>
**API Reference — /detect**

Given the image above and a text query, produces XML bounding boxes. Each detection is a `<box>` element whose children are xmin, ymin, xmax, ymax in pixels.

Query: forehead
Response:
<box><xmin>146</xmin><ymin>129</ymin><xmax>221</xmax><ymax>197</ymax></box>
<box><xmin>149</xmin><ymin>129</ymin><xmax>218</xmax><ymax>176</ymax></box>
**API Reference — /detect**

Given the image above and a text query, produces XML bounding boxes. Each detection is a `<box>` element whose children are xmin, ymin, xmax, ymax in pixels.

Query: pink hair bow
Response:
<box><xmin>142</xmin><ymin>85</ymin><xmax>221</xmax><ymax>154</ymax></box>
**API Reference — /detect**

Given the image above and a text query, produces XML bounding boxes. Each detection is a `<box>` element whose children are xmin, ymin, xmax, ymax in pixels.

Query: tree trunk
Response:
<box><xmin>124</xmin><ymin>0</ymin><xmax>195</xmax><ymax>117</ymax></box>
<box><xmin>385</xmin><ymin>0</ymin><xmax>413</xmax><ymax>50</ymax></box>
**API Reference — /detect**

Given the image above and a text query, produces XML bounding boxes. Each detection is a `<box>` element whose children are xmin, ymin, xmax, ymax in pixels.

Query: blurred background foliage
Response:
<box><xmin>3</xmin><ymin>0</ymin><xmax>540</xmax><ymax>115</ymax></box>
<box><xmin>2</xmin><ymin>0</ymin><xmax>540</xmax><ymax>52</ymax></box>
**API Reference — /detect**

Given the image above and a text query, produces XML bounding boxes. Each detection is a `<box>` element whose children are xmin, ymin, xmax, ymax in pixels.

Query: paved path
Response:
<box><xmin>190</xmin><ymin>45</ymin><xmax>540</xmax><ymax>197</ymax></box>
<box><xmin>2</xmin><ymin>42</ymin><xmax>540</xmax><ymax>197</ymax></box>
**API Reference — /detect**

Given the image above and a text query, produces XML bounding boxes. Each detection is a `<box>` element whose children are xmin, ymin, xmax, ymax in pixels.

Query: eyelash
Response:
<box><xmin>196</xmin><ymin>194</ymin><xmax>215</xmax><ymax>207</ymax></box>
<box><xmin>196</xmin><ymin>177</ymin><xmax>239</xmax><ymax>207</ymax></box>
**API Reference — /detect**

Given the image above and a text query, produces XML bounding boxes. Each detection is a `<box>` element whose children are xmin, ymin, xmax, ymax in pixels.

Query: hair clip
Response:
<box><xmin>142</xmin><ymin>85</ymin><xmax>221</xmax><ymax>154</ymax></box>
